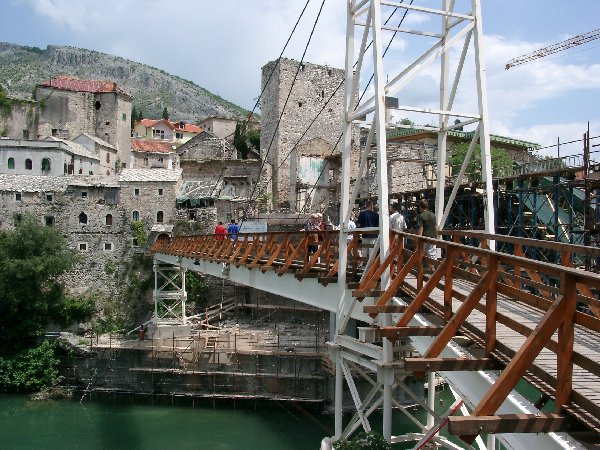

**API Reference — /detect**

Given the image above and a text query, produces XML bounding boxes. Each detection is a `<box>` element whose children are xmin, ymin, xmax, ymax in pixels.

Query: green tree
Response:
<box><xmin>0</xmin><ymin>341</ymin><xmax>60</xmax><ymax>392</ymax></box>
<box><xmin>247</xmin><ymin>128</ymin><xmax>261</xmax><ymax>152</ymax></box>
<box><xmin>449</xmin><ymin>142</ymin><xmax>513</xmax><ymax>182</ymax></box>
<box><xmin>138</xmin><ymin>108</ymin><xmax>144</xmax><ymax>121</ymax></box>
<box><xmin>162</xmin><ymin>107</ymin><xmax>169</xmax><ymax>120</ymax></box>
<box><xmin>0</xmin><ymin>213</ymin><xmax>79</xmax><ymax>352</ymax></box>
<box><xmin>334</xmin><ymin>431</ymin><xmax>391</xmax><ymax>450</ymax></box>
<box><xmin>233</xmin><ymin>122</ymin><xmax>249</xmax><ymax>159</ymax></box>
<box><xmin>399</xmin><ymin>117</ymin><xmax>414</xmax><ymax>126</ymax></box>
<box><xmin>131</xmin><ymin>105</ymin><xmax>137</xmax><ymax>129</ymax></box>
<box><xmin>0</xmin><ymin>84</ymin><xmax>12</xmax><ymax>117</ymax></box>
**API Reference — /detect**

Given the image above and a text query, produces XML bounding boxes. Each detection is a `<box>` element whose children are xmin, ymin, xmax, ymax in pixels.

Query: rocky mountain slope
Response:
<box><xmin>0</xmin><ymin>42</ymin><xmax>251</xmax><ymax>122</ymax></box>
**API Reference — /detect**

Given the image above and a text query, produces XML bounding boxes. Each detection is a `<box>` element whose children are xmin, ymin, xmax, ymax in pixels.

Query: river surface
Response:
<box><xmin>0</xmin><ymin>395</ymin><xmax>334</xmax><ymax>450</ymax></box>
<box><xmin>0</xmin><ymin>390</ymin><xmax>463</xmax><ymax>449</ymax></box>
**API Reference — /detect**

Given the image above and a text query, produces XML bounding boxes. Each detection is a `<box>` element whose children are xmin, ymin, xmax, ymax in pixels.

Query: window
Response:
<box><xmin>25</xmin><ymin>159</ymin><xmax>32</xmax><ymax>170</ymax></box>
<box><xmin>105</xmin><ymin>121</ymin><xmax>110</xmax><ymax>126</ymax></box>
<box><xmin>175</xmin><ymin>132</ymin><xmax>183</xmax><ymax>139</ymax></box>
<box><xmin>300</xmin><ymin>63</ymin><xmax>305</xmax><ymax>71</ymax></box>
<box><xmin>106</xmin><ymin>153</ymin><xmax>110</xmax><ymax>163</ymax></box>
<box><xmin>134</xmin><ymin>188</ymin><xmax>140</xmax><ymax>196</ymax></box>
<box><xmin>45</xmin><ymin>216</ymin><xmax>55</xmax><ymax>227</ymax></box>
<box><xmin>122</xmin><ymin>113</ymin><xmax>127</xmax><ymax>122</ymax></box>
<box><xmin>156</xmin><ymin>211</ymin><xmax>164</xmax><ymax>223</ymax></box>
<box><xmin>132</xmin><ymin>210</ymin><xmax>140</xmax><ymax>221</ymax></box>
<box><xmin>81</xmin><ymin>191</ymin><xmax>87</xmax><ymax>198</ymax></box>
<box><xmin>79</xmin><ymin>243</ymin><xmax>88</xmax><ymax>251</ymax></box>
<box><xmin>132</xmin><ymin>238</ymin><xmax>139</xmax><ymax>247</ymax></box>
<box><xmin>94</xmin><ymin>101</ymin><xmax>101</xmax><ymax>110</ymax></box>
<box><xmin>15</xmin><ymin>192</ymin><xmax>22</xmax><ymax>201</ymax></box>
<box><xmin>158</xmin><ymin>157</ymin><xmax>164</xmax><ymax>163</ymax></box>
<box><xmin>104</xmin><ymin>242</ymin><xmax>113</xmax><ymax>251</ymax></box>
<box><xmin>41</xmin><ymin>158</ymin><xmax>51</xmax><ymax>172</ymax></box>
<box><xmin>158</xmin><ymin>188</ymin><xmax>164</xmax><ymax>196</ymax></box>
<box><xmin>46</xmin><ymin>193</ymin><xmax>53</xmax><ymax>202</ymax></box>
<box><xmin>153</xmin><ymin>129</ymin><xmax>165</xmax><ymax>140</ymax></box>
<box><xmin>327</xmin><ymin>69</ymin><xmax>332</xmax><ymax>76</ymax></box>
<box><xmin>320</xmin><ymin>89</ymin><xmax>325</xmax><ymax>98</ymax></box>
<box><xmin>52</xmin><ymin>129</ymin><xmax>58</xmax><ymax>137</ymax></box>
<box><xmin>143</xmin><ymin>157</ymin><xmax>149</xmax><ymax>165</ymax></box>
<box><xmin>7</xmin><ymin>157</ymin><xmax>14</xmax><ymax>170</ymax></box>
<box><xmin>105</xmin><ymin>214</ymin><xmax>113</xmax><ymax>226</ymax></box>
<box><xmin>78</xmin><ymin>212</ymin><xmax>88</xmax><ymax>224</ymax></box>
<box><xmin>298</xmin><ymin>102</ymin><xmax>303</xmax><ymax>107</ymax></box>
<box><xmin>22</xmin><ymin>130</ymin><xmax>29</xmax><ymax>139</ymax></box>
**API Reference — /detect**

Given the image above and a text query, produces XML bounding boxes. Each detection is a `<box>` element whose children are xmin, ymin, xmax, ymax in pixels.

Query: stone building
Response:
<box><xmin>35</xmin><ymin>76</ymin><xmax>132</xmax><ymax>167</ymax></box>
<box><xmin>260</xmin><ymin>58</ymin><xmax>354</xmax><ymax>214</ymax></box>
<box><xmin>0</xmin><ymin>137</ymin><xmax>109</xmax><ymax>177</ymax></box>
<box><xmin>0</xmin><ymin>168</ymin><xmax>182</xmax><ymax>295</ymax></box>
<box><xmin>72</xmin><ymin>133</ymin><xmax>119</xmax><ymax>176</ymax></box>
<box><xmin>130</xmin><ymin>139</ymin><xmax>179</xmax><ymax>170</ymax></box>
<box><xmin>0</xmin><ymin>98</ymin><xmax>38</xmax><ymax>140</ymax></box>
<box><xmin>197</xmin><ymin>116</ymin><xmax>247</xmax><ymax>140</ymax></box>
<box><xmin>176</xmin><ymin>131</ymin><xmax>271</xmax><ymax>226</ymax></box>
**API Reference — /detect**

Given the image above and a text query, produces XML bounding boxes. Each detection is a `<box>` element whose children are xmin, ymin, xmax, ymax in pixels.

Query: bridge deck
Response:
<box><xmin>150</xmin><ymin>229</ymin><xmax>600</xmax><ymax>440</ymax></box>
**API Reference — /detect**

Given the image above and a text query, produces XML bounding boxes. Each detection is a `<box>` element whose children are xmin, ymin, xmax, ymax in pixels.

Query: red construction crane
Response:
<box><xmin>506</xmin><ymin>28</ymin><xmax>600</xmax><ymax>70</ymax></box>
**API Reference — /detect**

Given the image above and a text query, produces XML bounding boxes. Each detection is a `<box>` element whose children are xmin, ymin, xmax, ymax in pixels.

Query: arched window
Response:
<box><xmin>7</xmin><ymin>157</ymin><xmax>14</xmax><ymax>169</ymax></box>
<box><xmin>41</xmin><ymin>158</ymin><xmax>51</xmax><ymax>172</ymax></box>
<box><xmin>105</xmin><ymin>214</ymin><xmax>113</xmax><ymax>226</ymax></box>
<box><xmin>106</xmin><ymin>153</ymin><xmax>110</xmax><ymax>163</ymax></box>
<box><xmin>156</xmin><ymin>211</ymin><xmax>164</xmax><ymax>223</ymax></box>
<box><xmin>78</xmin><ymin>212</ymin><xmax>88</xmax><ymax>224</ymax></box>
<box><xmin>25</xmin><ymin>159</ymin><xmax>32</xmax><ymax>170</ymax></box>
<box><xmin>132</xmin><ymin>210</ymin><xmax>140</xmax><ymax>221</ymax></box>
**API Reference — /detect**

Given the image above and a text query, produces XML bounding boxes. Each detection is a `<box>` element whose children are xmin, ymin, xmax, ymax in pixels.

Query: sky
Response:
<box><xmin>1</xmin><ymin>0</ymin><xmax>599</xmax><ymax>157</ymax></box>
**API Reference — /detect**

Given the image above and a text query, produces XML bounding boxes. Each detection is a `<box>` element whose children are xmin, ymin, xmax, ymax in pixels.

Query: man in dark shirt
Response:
<box><xmin>356</xmin><ymin>200</ymin><xmax>379</xmax><ymax>264</ymax></box>
<box><xmin>416</xmin><ymin>199</ymin><xmax>439</xmax><ymax>270</ymax></box>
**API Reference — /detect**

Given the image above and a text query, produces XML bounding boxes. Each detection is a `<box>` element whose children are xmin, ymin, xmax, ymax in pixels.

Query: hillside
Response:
<box><xmin>0</xmin><ymin>42</ymin><xmax>252</xmax><ymax>122</ymax></box>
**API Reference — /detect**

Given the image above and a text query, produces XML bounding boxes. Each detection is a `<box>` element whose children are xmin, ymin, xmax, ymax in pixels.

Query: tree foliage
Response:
<box><xmin>233</xmin><ymin>122</ymin><xmax>249</xmax><ymax>159</ymax></box>
<box><xmin>0</xmin><ymin>213</ymin><xmax>79</xmax><ymax>352</ymax></box>
<box><xmin>449</xmin><ymin>142</ymin><xmax>513</xmax><ymax>182</ymax></box>
<box><xmin>334</xmin><ymin>431</ymin><xmax>391</xmax><ymax>450</ymax></box>
<box><xmin>162</xmin><ymin>107</ymin><xmax>169</xmax><ymax>120</ymax></box>
<box><xmin>0</xmin><ymin>340</ymin><xmax>60</xmax><ymax>392</ymax></box>
<box><xmin>131</xmin><ymin>105</ymin><xmax>137</xmax><ymax>129</ymax></box>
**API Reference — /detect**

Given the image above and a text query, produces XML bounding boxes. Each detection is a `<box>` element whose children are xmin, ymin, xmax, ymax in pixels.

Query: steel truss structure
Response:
<box><xmin>336</xmin><ymin>0</ymin><xmax>493</xmax><ymax>445</ymax></box>
<box><xmin>153</xmin><ymin>263</ymin><xmax>188</xmax><ymax>325</ymax></box>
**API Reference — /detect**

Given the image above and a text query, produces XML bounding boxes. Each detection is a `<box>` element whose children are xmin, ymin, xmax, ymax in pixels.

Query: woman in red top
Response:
<box><xmin>215</xmin><ymin>221</ymin><xmax>226</xmax><ymax>240</ymax></box>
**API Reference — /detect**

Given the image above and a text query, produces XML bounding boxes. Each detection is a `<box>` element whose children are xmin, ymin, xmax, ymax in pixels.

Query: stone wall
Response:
<box><xmin>0</xmin><ymin>99</ymin><xmax>38</xmax><ymax>140</ymax></box>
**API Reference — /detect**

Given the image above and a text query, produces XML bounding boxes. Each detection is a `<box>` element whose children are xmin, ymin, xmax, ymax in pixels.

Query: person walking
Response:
<box><xmin>389</xmin><ymin>202</ymin><xmax>406</xmax><ymax>232</ymax></box>
<box><xmin>227</xmin><ymin>219</ymin><xmax>239</xmax><ymax>240</ymax></box>
<box><xmin>214</xmin><ymin>221</ymin><xmax>226</xmax><ymax>241</ymax></box>
<box><xmin>416</xmin><ymin>199</ymin><xmax>438</xmax><ymax>271</ymax></box>
<box><xmin>355</xmin><ymin>200</ymin><xmax>379</xmax><ymax>264</ymax></box>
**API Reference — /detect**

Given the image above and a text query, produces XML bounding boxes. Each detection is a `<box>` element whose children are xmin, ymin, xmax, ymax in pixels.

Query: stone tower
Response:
<box><xmin>260</xmin><ymin>58</ymin><xmax>351</xmax><ymax>213</ymax></box>
<box><xmin>36</xmin><ymin>76</ymin><xmax>132</xmax><ymax>168</ymax></box>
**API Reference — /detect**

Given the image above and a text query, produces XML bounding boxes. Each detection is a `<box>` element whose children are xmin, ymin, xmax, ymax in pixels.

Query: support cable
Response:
<box><xmin>243</xmin><ymin>0</ymin><xmax>327</xmax><ymax>219</ymax></box>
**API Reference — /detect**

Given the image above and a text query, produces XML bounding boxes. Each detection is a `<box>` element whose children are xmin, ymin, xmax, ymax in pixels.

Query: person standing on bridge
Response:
<box><xmin>227</xmin><ymin>219</ymin><xmax>239</xmax><ymax>240</ymax></box>
<box><xmin>389</xmin><ymin>202</ymin><xmax>406</xmax><ymax>233</ymax></box>
<box><xmin>416</xmin><ymin>199</ymin><xmax>438</xmax><ymax>271</ymax></box>
<box><xmin>356</xmin><ymin>200</ymin><xmax>379</xmax><ymax>265</ymax></box>
<box><xmin>215</xmin><ymin>221</ymin><xmax>226</xmax><ymax>241</ymax></box>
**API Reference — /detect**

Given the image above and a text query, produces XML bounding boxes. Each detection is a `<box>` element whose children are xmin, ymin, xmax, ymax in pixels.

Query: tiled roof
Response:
<box><xmin>131</xmin><ymin>139</ymin><xmax>176</xmax><ymax>153</ymax></box>
<box><xmin>119</xmin><ymin>168</ymin><xmax>182</xmax><ymax>183</ymax></box>
<box><xmin>44</xmin><ymin>137</ymin><xmax>100</xmax><ymax>160</ymax></box>
<box><xmin>0</xmin><ymin>174</ymin><xmax>69</xmax><ymax>192</ymax></box>
<box><xmin>137</xmin><ymin>119</ymin><xmax>202</xmax><ymax>134</ymax></box>
<box><xmin>39</xmin><ymin>76</ymin><xmax>131</xmax><ymax>97</ymax></box>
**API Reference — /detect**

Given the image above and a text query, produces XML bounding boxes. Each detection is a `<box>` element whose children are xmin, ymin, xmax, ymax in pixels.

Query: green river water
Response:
<box><xmin>0</xmin><ymin>395</ymin><xmax>334</xmax><ymax>450</ymax></box>
<box><xmin>0</xmin><ymin>389</ymin><xmax>464</xmax><ymax>449</ymax></box>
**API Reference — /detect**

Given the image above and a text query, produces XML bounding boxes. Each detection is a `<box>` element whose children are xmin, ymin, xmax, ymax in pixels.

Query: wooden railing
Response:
<box><xmin>150</xmin><ymin>229</ymin><xmax>600</xmax><ymax>437</ymax></box>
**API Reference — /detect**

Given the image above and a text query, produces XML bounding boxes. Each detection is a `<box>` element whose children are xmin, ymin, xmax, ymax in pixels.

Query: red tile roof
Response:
<box><xmin>39</xmin><ymin>76</ymin><xmax>131</xmax><ymax>96</ymax></box>
<box><xmin>135</xmin><ymin>119</ymin><xmax>202</xmax><ymax>134</ymax></box>
<box><xmin>131</xmin><ymin>139</ymin><xmax>176</xmax><ymax>153</ymax></box>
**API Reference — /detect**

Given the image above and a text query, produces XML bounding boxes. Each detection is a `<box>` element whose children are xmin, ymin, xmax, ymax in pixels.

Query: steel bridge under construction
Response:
<box><xmin>150</xmin><ymin>229</ymin><xmax>600</xmax><ymax>449</ymax></box>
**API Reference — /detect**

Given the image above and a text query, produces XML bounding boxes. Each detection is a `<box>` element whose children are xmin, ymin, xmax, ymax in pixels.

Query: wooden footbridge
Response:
<box><xmin>150</xmin><ymin>229</ymin><xmax>600</xmax><ymax>448</ymax></box>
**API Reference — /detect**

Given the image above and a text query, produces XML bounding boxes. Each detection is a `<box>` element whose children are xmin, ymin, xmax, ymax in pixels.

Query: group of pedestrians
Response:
<box><xmin>214</xmin><ymin>219</ymin><xmax>240</xmax><ymax>241</ymax></box>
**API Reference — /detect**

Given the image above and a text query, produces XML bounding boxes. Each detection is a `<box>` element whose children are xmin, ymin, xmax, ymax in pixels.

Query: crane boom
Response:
<box><xmin>506</xmin><ymin>28</ymin><xmax>600</xmax><ymax>70</ymax></box>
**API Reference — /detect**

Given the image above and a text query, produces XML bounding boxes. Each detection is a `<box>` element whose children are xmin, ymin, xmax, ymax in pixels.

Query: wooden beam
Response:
<box><xmin>363</xmin><ymin>304</ymin><xmax>407</xmax><ymax>314</ymax></box>
<box><xmin>448</xmin><ymin>414</ymin><xmax>572</xmax><ymax>435</ymax></box>
<box><xmin>379</xmin><ymin>326</ymin><xmax>442</xmax><ymax>340</ymax></box>
<box><xmin>404</xmin><ymin>357</ymin><xmax>502</xmax><ymax>372</ymax></box>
